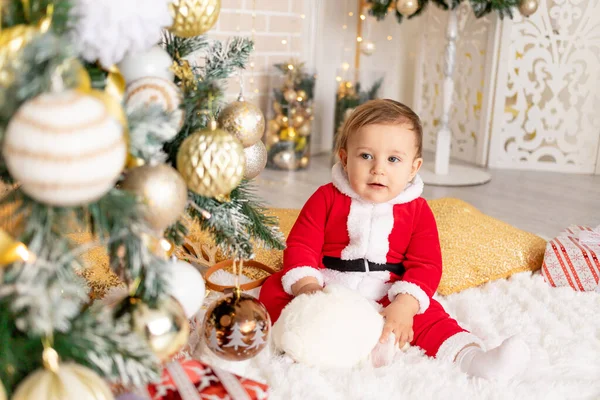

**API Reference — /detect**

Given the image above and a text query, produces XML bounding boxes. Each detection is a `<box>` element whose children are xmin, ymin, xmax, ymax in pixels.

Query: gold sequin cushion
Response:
<box><xmin>251</xmin><ymin>199</ymin><xmax>546</xmax><ymax>295</ymax></box>
<box><xmin>427</xmin><ymin>198</ymin><xmax>546</xmax><ymax>294</ymax></box>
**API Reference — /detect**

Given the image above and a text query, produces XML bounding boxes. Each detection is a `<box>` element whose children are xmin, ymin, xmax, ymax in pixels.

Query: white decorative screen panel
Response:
<box><xmin>488</xmin><ymin>0</ymin><xmax>600</xmax><ymax>173</ymax></box>
<box><xmin>414</xmin><ymin>3</ymin><xmax>492</xmax><ymax>164</ymax></box>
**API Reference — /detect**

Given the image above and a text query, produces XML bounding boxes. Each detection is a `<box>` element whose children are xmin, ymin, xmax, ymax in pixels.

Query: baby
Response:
<box><xmin>259</xmin><ymin>99</ymin><xmax>530</xmax><ymax>380</ymax></box>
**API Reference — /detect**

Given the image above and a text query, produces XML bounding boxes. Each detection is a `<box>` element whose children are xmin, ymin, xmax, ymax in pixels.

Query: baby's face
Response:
<box><xmin>339</xmin><ymin>123</ymin><xmax>422</xmax><ymax>204</ymax></box>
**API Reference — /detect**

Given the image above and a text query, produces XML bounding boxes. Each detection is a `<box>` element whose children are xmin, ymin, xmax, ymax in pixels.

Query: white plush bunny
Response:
<box><xmin>271</xmin><ymin>284</ymin><xmax>399</xmax><ymax>368</ymax></box>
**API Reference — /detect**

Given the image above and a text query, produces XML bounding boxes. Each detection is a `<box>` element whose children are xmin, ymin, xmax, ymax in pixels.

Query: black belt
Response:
<box><xmin>322</xmin><ymin>256</ymin><xmax>405</xmax><ymax>276</ymax></box>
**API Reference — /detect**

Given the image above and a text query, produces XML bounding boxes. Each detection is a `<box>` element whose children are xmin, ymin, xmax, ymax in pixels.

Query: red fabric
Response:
<box><xmin>147</xmin><ymin>359</ymin><xmax>269</xmax><ymax>400</ymax></box>
<box><xmin>281</xmin><ymin>183</ymin><xmax>443</xmax><ymax>297</ymax></box>
<box><xmin>259</xmin><ymin>270</ymin><xmax>465</xmax><ymax>357</ymax></box>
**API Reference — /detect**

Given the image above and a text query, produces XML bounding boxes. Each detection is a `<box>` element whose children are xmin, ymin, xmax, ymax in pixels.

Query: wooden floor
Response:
<box><xmin>254</xmin><ymin>152</ymin><xmax>600</xmax><ymax>239</ymax></box>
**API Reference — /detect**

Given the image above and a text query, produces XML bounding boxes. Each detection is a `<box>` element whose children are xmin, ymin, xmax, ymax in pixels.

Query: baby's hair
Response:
<box><xmin>335</xmin><ymin>99</ymin><xmax>423</xmax><ymax>159</ymax></box>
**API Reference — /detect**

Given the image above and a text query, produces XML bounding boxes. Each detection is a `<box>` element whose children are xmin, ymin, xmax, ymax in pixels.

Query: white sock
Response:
<box><xmin>456</xmin><ymin>336</ymin><xmax>531</xmax><ymax>381</ymax></box>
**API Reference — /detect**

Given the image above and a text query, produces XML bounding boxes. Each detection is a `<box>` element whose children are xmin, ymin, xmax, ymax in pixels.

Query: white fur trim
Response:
<box><xmin>366</xmin><ymin>203</ymin><xmax>394</xmax><ymax>264</ymax></box>
<box><xmin>331</xmin><ymin>162</ymin><xmax>423</xmax><ymax>205</ymax></box>
<box><xmin>387</xmin><ymin>281</ymin><xmax>430</xmax><ymax>314</ymax></box>
<box><xmin>322</xmin><ymin>270</ymin><xmax>391</xmax><ymax>301</ymax></box>
<box><xmin>341</xmin><ymin>201</ymin><xmax>372</xmax><ymax>261</ymax></box>
<box><xmin>435</xmin><ymin>332</ymin><xmax>486</xmax><ymax>363</ymax></box>
<box><xmin>281</xmin><ymin>267</ymin><xmax>324</xmax><ymax>295</ymax></box>
<box><xmin>341</xmin><ymin>200</ymin><xmax>394</xmax><ymax>264</ymax></box>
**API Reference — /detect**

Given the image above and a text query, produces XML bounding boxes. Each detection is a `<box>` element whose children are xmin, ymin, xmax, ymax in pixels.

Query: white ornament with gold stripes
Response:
<box><xmin>2</xmin><ymin>90</ymin><xmax>127</xmax><ymax>206</ymax></box>
<box><xmin>124</xmin><ymin>76</ymin><xmax>185</xmax><ymax>130</ymax></box>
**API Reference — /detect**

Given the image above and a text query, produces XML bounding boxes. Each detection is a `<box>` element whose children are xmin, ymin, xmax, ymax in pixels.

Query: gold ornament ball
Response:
<box><xmin>298</xmin><ymin>123</ymin><xmax>311</xmax><ymax>137</ymax></box>
<box><xmin>177</xmin><ymin>122</ymin><xmax>245</xmax><ymax>198</ymax></box>
<box><xmin>0</xmin><ymin>381</ymin><xmax>5</xmax><ymax>400</ymax></box>
<box><xmin>268</xmin><ymin>119</ymin><xmax>280</xmax><ymax>134</ymax></box>
<box><xmin>130</xmin><ymin>297</ymin><xmax>190</xmax><ymax>361</ymax></box>
<box><xmin>518</xmin><ymin>0</ymin><xmax>539</xmax><ymax>17</ymax></box>
<box><xmin>360</xmin><ymin>40</ymin><xmax>376</xmax><ymax>56</ymax></box>
<box><xmin>280</xmin><ymin>127</ymin><xmax>297</xmax><ymax>141</ymax></box>
<box><xmin>293</xmin><ymin>115</ymin><xmax>305</xmax><ymax>128</ymax></box>
<box><xmin>244</xmin><ymin>140</ymin><xmax>267</xmax><ymax>180</ymax></box>
<box><xmin>273</xmin><ymin>150</ymin><xmax>297</xmax><ymax>170</ymax></box>
<box><xmin>396</xmin><ymin>0</ymin><xmax>419</xmax><ymax>16</ymax></box>
<box><xmin>169</xmin><ymin>0</ymin><xmax>221</xmax><ymax>37</ymax></box>
<box><xmin>266</xmin><ymin>134</ymin><xmax>280</xmax><ymax>148</ymax></box>
<box><xmin>273</xmin><ymin>102</ymin><xmax>282</xmax><ymax>114</ymax></box>
<box><xmin>203</xmin><ymin>291</ymin><xmax>271</xmax><ymax>361</ymax></box>
<box><xmin>296</xmin><ymin>90</ymin><xmax>307</xmax><ymax>102</ymax></box>
<box><xmin>283</xmin><ymin>89</ymin><xmax>298</xmax><ymax>104</ymax></box>
<box><xmin>120</xmin><ymin>164</ymin><xmax>188</xmax><ymax>232</ymax></box>
<box><xmin>305</xmin><ymin>107</ymin><xmax>313</xmax><ymax>116</ymax></box>
<box><xmin>0</xmin><ymin>17</ymin><xmax>51</xmax><ymax>88</ymax></box>
<box><xmin>299</xmin><ymin>156</ymin><xmax>309</xmax><ymax>169</ymax></box>
<box><xmin>13</xmin><ymin>357</ymin><xmax>113</xmax><ymax>400</ymax></box>
<box><xmin>217</xmin><ymin>97</ymin><xmax>265</xmax><ymax>147</ymax></box>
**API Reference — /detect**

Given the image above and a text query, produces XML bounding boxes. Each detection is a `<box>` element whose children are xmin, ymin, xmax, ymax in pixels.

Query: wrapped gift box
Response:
<box><xmin>542</xmin><ymin>226</ymin><xmax>600</xmax><ymax>291</ymax></box>
<box><xmin>146</xmin><ymin>358</ymin><xmax>268</xmax><ymax>400</ymax></box>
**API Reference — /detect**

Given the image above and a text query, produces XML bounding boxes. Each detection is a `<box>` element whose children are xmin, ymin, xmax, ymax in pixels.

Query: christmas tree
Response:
<box><xmin>0</xmin><ymin>0</ymin><xmax>284</xmax><ymax>397</ymax></box>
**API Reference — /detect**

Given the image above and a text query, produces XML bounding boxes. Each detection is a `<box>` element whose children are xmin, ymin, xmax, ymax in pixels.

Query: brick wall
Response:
<box><xmin>207</xmin><ymin>0</ymin><xmax>311</xmax><ymax>112</ymax></box>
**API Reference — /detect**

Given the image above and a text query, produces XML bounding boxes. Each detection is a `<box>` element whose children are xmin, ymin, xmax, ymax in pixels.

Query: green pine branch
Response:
<box><xmin>0</xmin><ymin>300</ymin><xmax>160</xmax><ymax>397</ymax></box>
<box><xmin>186</xmin><ymin>180</ymin><xmax>285</xmax><ymax>260</ymax></box>
<box><xmin>366</xmin><ymin>0</ymin><xmax>520</xmax><ymax>20</ymax></box>
<box><xmin>1</xmin><ymin>0</ymin><xmax>73</xmax><ymax>34</ymax></box>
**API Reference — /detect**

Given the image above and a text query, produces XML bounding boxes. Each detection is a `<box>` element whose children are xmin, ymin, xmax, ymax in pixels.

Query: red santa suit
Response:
<box><xmin>259</xmin><ymin>163</ymin><xmax>483</xmax><ymax>361</ymax></box>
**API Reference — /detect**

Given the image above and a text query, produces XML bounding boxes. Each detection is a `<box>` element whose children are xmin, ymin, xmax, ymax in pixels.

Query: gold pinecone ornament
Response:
<box><xmin>169</xmin><ymin>0</ymin><xmax>221</xmax><ymax>37</ymax></box>
<box><xmin>176</xmin><ymin>119</ymin><xmax>245</xmax><ymax>198</ymax></box>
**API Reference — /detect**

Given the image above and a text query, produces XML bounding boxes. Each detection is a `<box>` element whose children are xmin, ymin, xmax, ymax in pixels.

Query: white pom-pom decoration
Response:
<box><xmin>2</xmin><ymin>90</ymin><xmax>126</xmax><ymax>206</ymax></box>
<box><xmin>166</xmin><ymin>260</ymin><xmax>205</xmax><ymax>318</ymax></box>
<box><xmin>272</xmin><ymin>284</ymin><xmax>384</xmax><ymax>368</ymax></box>
<box><xmin>71</xmin><ymin>0</ymin><xmax>173</xmax><ymax>68</ymax></box>
<box><xmin>125</xmin><ymin>77</ymin><xmax>185</xmax><ymax>130</ymax></box>
<box><xmin>118</xmin><ymin>45</ymin><xmax>175</xmax><ymax>83</ymax></box>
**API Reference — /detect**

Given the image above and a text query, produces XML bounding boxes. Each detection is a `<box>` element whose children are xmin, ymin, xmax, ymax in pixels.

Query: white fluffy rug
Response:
<box><xmin>194</xmin><ymin>271</ymin><xmax>600</xmax><ymax>400</ymax></box>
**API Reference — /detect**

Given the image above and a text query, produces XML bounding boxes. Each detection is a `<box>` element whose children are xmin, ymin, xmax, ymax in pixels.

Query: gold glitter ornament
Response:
<box><xmin>0</xmin><ymin>12</ymin><xmax>52</xmax><ymax>88</ymax></box>
<box><xmin>120</xmin><ymin>164</ymin><xmax>188</xmax><ymax>232</ymax></box>
<box><xmin>124</xmin><ymin>296</ymin><xmax>190</xmax><ymax>361</ymax></box>
<box><xmin>217</xmin><ymin>96</ymin><xmax>265</xmax><ymax>147</ymax></box>
<box><xmin>0</xmin><ymin>381</ymin><xmax>5</xmax><ymax>400</ymax></box>
<box><xmin>13</xmin><ymin>347</ymin><xmax>114</xmax><ymax>400</ymax></box>
<box><xmin>203</xmin><ymin>291</ymin><xmax>271</xmax><ymax>361</ymax></box>
<box><xmin>169</xmin><ymin>0</ymin><xmax>221</xmax><ymax>37</ymax></box>
<box><xmin>243</xmin><ymin>140</ymin><xmax>267</xmax><ymax>180</ymax></box>
<box><xmin>283</xmin><ymin>89</ymin><xmax>297</xmax><ymax>103</ymax></box>
<box><xmin>518</xmin><ymin>0</ymin><xmax>538</xmax><ymax>17</ymax></box>
<box><xmin>396</xmin><ymin>0</ymin><xmax>419</xmax><ymax>16</ymax></box>
<box><xmin>429</xmin><ymin>198</ymin><xmax>546</xmax><ymax>295</ymax></box>
<box><xmin>176</xmin><ymin>120</ymin><xmax>245</xmax><ymax>198</ymax></box>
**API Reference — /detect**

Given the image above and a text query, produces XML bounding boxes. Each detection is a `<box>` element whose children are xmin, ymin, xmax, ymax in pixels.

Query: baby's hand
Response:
<box><xmin>294</xmin><ymin>282</ymin><xmax>323</xmax><ymax>297</ymax></box>
<box><xmin>379</xmin><ymin>294</ymin><xmax>419</xmax><ymax>349</ymax></box>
